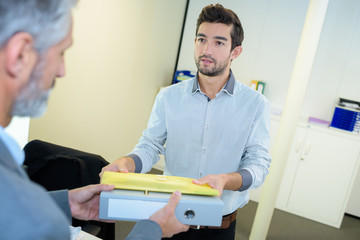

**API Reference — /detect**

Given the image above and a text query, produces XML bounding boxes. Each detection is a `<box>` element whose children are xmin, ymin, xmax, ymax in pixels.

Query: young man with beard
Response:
<box><xmin>0</xmin><ymin>0</ymin><xmax>188</xmax><ymax>239</ymax></box>
<box><xmin>101</xmin><ymin>4</ymin><xmax>271</xmax><ymax>240</ymax></box>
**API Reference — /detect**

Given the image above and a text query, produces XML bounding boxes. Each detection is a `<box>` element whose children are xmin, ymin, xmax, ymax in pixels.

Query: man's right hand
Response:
<box><xmin>100</xmin><ymin>158</ymin><xmax>189</xmax><ymax>237</ymax></box>
<box><xmin>150</xmin><ymin>191</ymin><xmax>189</xmax><ymax>237</ymax></box>
<box><xmin>99</xmin><ymin>156</ymin><xmax>135</xmax><ymax>178</ymax></box>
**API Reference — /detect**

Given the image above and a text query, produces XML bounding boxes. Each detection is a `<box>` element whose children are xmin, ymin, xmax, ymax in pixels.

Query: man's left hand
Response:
<box><xmin>192</xmin><ymin>174</ymin><xmax>227</xmax><ymax>196</ymax></box>
<box><xmin>68</xmin><ymin>184</ymin><xmax>115</xmax><ymax>221</ymax></box>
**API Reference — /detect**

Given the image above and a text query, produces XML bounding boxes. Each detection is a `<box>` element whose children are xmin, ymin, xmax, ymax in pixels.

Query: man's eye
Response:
<box><xmin>198</xmin><ymin>38</ymin><xmax>205</xmax><ymax>43</ymax></box>
<box><xmin>216</xmin><ymin>41</ymin><xmax>224</xmax><ymax>46</ymax></box>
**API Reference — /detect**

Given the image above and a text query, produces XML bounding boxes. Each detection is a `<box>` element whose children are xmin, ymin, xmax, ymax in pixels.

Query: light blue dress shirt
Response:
<box><xmin>129</xmin><ymin>71</ymin><xmax>271</xmax><ymax>215</ymax></box>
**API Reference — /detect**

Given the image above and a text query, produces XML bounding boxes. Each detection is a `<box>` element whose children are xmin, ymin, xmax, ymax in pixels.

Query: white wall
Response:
<box><xmin>28</xmin><ymin>0</ymin><xmax>187</xmax><ymax>162</ymax></box>
<box><xmin>302</xmin><ymin>0</ymin><xmax>360</xmax><ymax>121</ymax></box>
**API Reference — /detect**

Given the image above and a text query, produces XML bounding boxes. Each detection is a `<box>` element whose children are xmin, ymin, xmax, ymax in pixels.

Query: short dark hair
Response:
<box><xmin>196</xmin><ymin>4</ymin><xmax>244</xmax><ymax>50</ymax></box>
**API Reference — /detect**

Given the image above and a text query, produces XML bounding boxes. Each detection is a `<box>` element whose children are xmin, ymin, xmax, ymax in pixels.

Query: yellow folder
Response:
<box><xmin>101</xmin><ymin>172</ymin><xmax>219</xmax><ymax>196</ymax></box>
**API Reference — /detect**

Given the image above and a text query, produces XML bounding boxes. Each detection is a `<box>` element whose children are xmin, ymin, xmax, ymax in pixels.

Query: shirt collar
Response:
<box><xmin>191</xmin><ymin>70</ymin><xmax>235</xmax><ymax>96</ymax></box>
<box><xmin>0</xmin><ymin>125</ymin><xmax>25</xmax><ymax>166</ymax></box>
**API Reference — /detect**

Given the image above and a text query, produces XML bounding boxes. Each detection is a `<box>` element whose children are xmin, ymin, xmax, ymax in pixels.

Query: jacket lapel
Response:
<box><xmin>0</xmin><ymin>139</ymin><xmax>28</xmax><ymax>179</ymax></box>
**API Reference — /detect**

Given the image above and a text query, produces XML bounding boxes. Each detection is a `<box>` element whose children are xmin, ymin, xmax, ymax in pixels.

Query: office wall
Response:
<box><xmin>302</xmin><ymin>0</ymin><xmax>360</xmax><ymax>120</ymax></box>
<box><xmin>28</xmin><ymin>0</ymin><xmax>187</xmax><ymax>162</ymax></box>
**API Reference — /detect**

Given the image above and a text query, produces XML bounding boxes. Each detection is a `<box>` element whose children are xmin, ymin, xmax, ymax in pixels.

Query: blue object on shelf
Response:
<box><xmin>173</xmin><ymin>70</ymin><xmax>196</xmax><ymax>84</ymax></box>
<box><xmin>330</xmin><ymin>105</ymin><xmax>360</xmax><ymax>133</ymax></box>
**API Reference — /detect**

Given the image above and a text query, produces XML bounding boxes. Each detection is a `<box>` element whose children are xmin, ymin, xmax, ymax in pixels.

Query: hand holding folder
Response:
<box><xmin>101</xmin><ymin>172</ymin><xmax>219</xmax><ymax>196</ymax></box>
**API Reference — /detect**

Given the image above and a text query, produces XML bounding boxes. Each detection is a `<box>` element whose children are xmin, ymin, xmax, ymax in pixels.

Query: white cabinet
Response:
<box><xmin>250</xmin><ymin>123</ymin><xmax>360</xmax><ymax>228</ymax></box>
<box><xmin>278</xmin><ymin>125</ymin><xmax>360</xmax><ymax>228</ymax></box>
<box><xmin>346</xmin><ymin>164</ymin><xmax>360</xmax><ymax>217</ymax></box>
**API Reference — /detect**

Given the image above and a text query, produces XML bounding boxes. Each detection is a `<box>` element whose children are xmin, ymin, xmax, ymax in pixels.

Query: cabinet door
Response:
<box><xmin>275</xmin><ymin>126</ymin><xmax>308</xmax><ymax>210</ymax></box>
<box><xmin>346</xmin><ymin>163</ymin><xmax>360</xmax><ymax>217</ymax></box>
<box><xmin>287</xmin><ymin>129</ymin><xmax>360</xmax><ymax>227</ymax></box>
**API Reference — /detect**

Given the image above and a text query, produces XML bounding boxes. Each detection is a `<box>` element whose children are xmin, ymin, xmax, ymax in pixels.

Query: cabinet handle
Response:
<box><xmin>304</xmin><ymin>141</ymin><xmax>311</xmax><ymax>155</ymax></box>
<box><xmin>295</xmin><ymin>138</ymin><xmax>303</xmax><ymax>153</ymax></box>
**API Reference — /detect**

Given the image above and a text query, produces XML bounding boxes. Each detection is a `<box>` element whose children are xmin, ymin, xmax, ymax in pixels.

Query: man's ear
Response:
<box><xmin>5</xmin><ymin>32</ymin><xmax>37</xmax><ymax>81</ymax></box>
<box><xmin>230</xmin><ymin>46</ymin><xmax>242</xmax><ymax>61</ymax></box>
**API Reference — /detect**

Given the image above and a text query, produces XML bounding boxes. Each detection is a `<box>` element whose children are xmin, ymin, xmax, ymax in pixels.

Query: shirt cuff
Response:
<box><xmin>237</xmin><ymin>169</ymin><xmax>252</xmax><ymax>191</ymax></box>
<box><xmin>127</xmin><ymin>154</ymin><xmax>142</xmax><ymax>173</ymax></box>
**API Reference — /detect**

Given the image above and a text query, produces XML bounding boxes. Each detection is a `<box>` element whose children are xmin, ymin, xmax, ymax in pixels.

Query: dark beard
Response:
<box><xmin>195</xmin><ymin>55</ymin><xmax>228</xmax><ymax>77</ymax></box>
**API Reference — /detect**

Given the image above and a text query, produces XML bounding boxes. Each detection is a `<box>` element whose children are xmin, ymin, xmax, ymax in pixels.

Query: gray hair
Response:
<box><xmin>0</xmin><ymin>0</ymin><xmax>78</xmax><ymax>54</ymax></box>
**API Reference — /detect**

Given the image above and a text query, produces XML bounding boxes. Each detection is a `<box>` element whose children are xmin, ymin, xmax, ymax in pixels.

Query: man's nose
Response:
<box><xmin>202</xmin><ymin>42</ymin><xmax>212</xmax><ymax>55</ymax></box>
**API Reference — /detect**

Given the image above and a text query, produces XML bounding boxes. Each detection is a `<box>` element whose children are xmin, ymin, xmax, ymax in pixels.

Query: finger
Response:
<box><xmin>100</xmin><ymin>164</ymin><xmax>125</xmax><ymax>177</ymax></box>
<box><xmin>192</xmin><ymin>179</ymin><xmax>205</xmax><ymax>185</ymax></box>
<box><xmin>119</xmin><ymin>168</ymin><xmax>129</xmax><ymax>173</ymax></box>
<box><xmin>99</xmin><ymin>184</ymin><xmax>115</xmax><ymax>192</ymax></box>
<box><xmin>87</xmin><ymin>184</ymin><xmax>115</xmax><ymax>194</ymax></box>
<box><xmin>99</xmin><ymin>168</ymin><xmax>105</xmax><ymax>178</ymax></box>
<box><xmin>98</xmin><ymin>219</ymin><xmax>116</xmax><ymax>223</ymax></box>
<box><xmin>99</xmin><ymin>166</ymin><xmax>115</xmax><ymax>178</ymax></box>
<box><xmin>166</xmin><ymin>191</ymin><xmax>181</xmax><ymax>210</ymax></box>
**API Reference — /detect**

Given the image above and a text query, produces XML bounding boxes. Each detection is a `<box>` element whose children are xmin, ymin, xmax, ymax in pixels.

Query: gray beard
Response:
<box><xmin>11</xmin><ymin>60</ymin><xmax>52</xmax><ymax>118</ymax></box>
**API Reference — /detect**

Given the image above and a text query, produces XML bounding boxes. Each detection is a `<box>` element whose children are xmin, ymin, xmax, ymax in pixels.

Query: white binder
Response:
<box><xmin>99</xmin><ymin>189</ymin><xmax>224</xmax><ymax>227</ymax></box>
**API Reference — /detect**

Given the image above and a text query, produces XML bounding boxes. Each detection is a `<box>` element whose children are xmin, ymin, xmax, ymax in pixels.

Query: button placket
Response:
<box><xmin>199</xmin><ymin>100</ymin><xmax>212</xmax><ymax>178</ymax></box>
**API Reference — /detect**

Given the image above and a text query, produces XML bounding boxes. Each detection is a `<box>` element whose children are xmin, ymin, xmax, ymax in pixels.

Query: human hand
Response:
<box><xmin>99</xmin><ymin>156</ymin><xmax>135</xmax><ymax>178</ymax></box>
<box><xmin>149</xmin><ymin>191</ymin><xmax>189</xmax><ymax>238</ymax></box>
<box><xmin>68</xmin><ymin>184</ymin><xmax>114</xmax><ymax>221</ymax></box>
<box><xmin>192</xmin><ymin>174</ymin><xmax>227</xmax><ymax>196</ymax></box>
